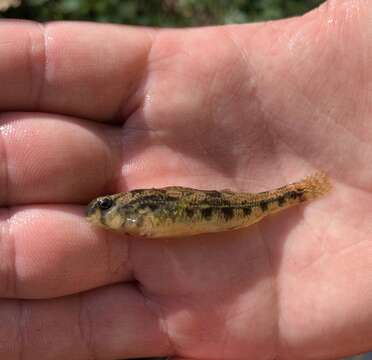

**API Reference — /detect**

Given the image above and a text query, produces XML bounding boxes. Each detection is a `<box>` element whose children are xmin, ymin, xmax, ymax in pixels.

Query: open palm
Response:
<box><xmin>1</xmin><ymin>1</ymin><xmax>372</xmax><ymax>359</ymax></box>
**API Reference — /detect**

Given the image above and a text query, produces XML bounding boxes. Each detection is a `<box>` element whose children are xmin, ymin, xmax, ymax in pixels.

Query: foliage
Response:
<box><xmin>1</xmin><ymin>0</ymin><xmax>324</xmax><ymax>25</ymax></box>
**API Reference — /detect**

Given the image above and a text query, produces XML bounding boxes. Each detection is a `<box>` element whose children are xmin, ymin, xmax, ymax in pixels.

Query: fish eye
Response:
<box><xmin>97</xmin><ymin>197</ymin><xmax>113</xmax><ymax>210</ymax></box>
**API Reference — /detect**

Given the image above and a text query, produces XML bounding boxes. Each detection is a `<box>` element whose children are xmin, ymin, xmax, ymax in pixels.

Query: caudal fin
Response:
<box><xmin>296</xmin><ymin>171</ymin><xmax>331</xmax><ymax>200</ymax></box>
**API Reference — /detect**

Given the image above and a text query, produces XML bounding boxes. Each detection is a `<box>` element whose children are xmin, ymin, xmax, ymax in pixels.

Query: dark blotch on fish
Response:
<box><xmin>206</xmin><ymin>190</ymin><xmax>222</xmax><ymax>198</ymax></box>
<box><xmin>185</xmin><ymin>207</ymin><xmax>194</xmax><ymax>218</ymax></box>
<box><xmin>260</xmin><ymin>200</ymin><xmax>269</xmax><ymax>211</ymax></box>
<box><xmin>278</xmin><ymin>196</ymin><xmax>285</xmax><ymax>207</ymax></box>
<box><xmin>147</xmin><ymin>203</ymin><xmax>160</xmax><ymax>211</ymax></box>
<box><xmin>287</xmin><ymin>191</ymin><xmax>298</xmax><ymax>199</ymax></box>
<box><xmin>201</xmin><ymin>207</ymin><xmax>213</xmax><ymax>220</ymax></box>
<box><xmin>242</xmin><ymin>206</ymin><xmax>252</xmax><ymax>216</ymax></box>
<box><xmin>221</xmin><ymin>207</ymin><xmax>234</xmax><ymax>221</ymax></box>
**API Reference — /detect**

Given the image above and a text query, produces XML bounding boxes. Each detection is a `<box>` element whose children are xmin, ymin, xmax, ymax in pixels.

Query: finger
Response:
<box><xmin>0</xmin><ymin>20</ymin><xmax>153</xmax><ymax>121</ymax></box>
<box><xmin>0</xmin><ymin>284</ymin><xmax>172</xmax><ymax>360</ymax></box>
<box><xmin>0</xmin><ymin>112</ymin><xmax>123</xmax><ymax>205</ymax></box>
<box><xmin>0</xmin><ymin>205</ymin><xmax>132</xmax><ymax>298</ymax></box>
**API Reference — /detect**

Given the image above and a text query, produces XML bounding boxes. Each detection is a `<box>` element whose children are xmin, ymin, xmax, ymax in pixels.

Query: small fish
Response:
<box><xmin>86</xmin><ymin>172</ymin><xmax>331</xmax><ymax>238</ymax></box>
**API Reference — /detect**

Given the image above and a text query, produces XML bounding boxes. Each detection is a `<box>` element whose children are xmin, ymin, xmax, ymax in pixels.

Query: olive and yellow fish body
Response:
<box><xmin>86</xmin><ymin>172</ymin><xmax>330</xmax><ymax>238</ymax></box>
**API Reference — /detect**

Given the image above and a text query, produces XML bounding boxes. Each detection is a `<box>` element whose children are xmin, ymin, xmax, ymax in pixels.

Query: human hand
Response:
<box><xmin>1</xmin><ymin>1</ymin><xmax>372</xmax><ymax>359</ymax></box>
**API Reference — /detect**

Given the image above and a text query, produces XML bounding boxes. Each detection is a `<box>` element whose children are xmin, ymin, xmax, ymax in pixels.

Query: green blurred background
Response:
<box><xmin>2</xmin><ymin>0</ymin><xmax>324</xmax><ymax>25</ymax></box>
<box><xmin>1</xmin><ymin>0</ymin><xmax>370</xmax><ymax>359</ymax></box>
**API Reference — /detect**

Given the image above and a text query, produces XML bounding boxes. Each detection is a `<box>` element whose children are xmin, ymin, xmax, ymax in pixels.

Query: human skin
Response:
<box><xmin>0</xmin><ymin>0</ymin><xmax>371</xmax><ymax>359</ymax></box>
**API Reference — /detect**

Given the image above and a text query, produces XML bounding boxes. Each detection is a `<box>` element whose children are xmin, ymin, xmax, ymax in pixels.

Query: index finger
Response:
<box><xmin>0</xmin><ymin>20</ymin><xmax>153</xmax><ymax>122</ymax></box>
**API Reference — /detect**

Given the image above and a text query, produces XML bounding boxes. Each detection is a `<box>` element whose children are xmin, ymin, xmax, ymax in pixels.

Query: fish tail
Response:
<box><xmin>295</xmin><ymin>171</ymin><xmax>331</xmax><ymax>200</ymax></box>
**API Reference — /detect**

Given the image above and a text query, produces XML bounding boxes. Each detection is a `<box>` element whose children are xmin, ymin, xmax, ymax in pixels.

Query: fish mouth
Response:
<box><xmin>85</xmin><ymin>200</ymin><xmax>97</xmax><ymax>218</ymax></box>
<box><xmin>85</xmin><ymin>200</ymin><xmax>104</xmax><ymax>226</ymax></box>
